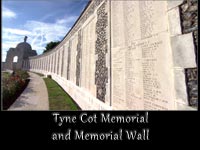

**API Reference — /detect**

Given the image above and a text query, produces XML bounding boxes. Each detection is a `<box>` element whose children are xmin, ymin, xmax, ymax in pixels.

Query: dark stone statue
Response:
<box><xmin>24</xmin><ymin>36</ymin><xmax>28</xmax><ymax>42</ymax></box>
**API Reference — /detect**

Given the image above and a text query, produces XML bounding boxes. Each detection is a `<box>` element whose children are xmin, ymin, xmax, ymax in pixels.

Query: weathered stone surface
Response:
<box><xmin>76</xmin><ymin>30</ymin><xmax>82</xmax><ymax>86</ymax></box>
<box><xmin>181</xmin><ymin>3</ymin><xmax>189</xmax><ymax>12</ymax></box>
<box><xmin>182</xmin><ymin>20</ymin><xmax>192</xmax><ymax>28</ymax></box>
<box><xmin>174</xmin><ymin>69</ymin><xmax>188</xmax><ymax>105</ymax></box>
<box><xmin>180</xmin><ymin>0</ymin><xmax>198</xmax><ymax>34</ymax></box>
<box><xmin>168</xmin><ymin>7</ymin><xmax>182</xmax><ymax>36</ymax></box>
<box><xmin>167</xmin><ymin>0</ymin><xmax>184</xmax><ymax>10</ymax></box>
<box><xmin>179</xmin><ymin>0</ymin><xmax>198</xmax><ymax>108</ymax></box>
<box><xmin>67</xmin><ymin>41</ymin><xmax>71</xmax><ymax>80</ymax></box>
<box><xmin>171</xmin><ymin>33</ymin><xmax>196</xmax><ymax>68</ymax></box>
<box><xmin>187</xmin><ymin>5</ymin><xmax>198</xmax><ymax>12</ymax></box>
<box><xmin>95</xmin><ymin>1</ymin><xmax>108</xmax><ymax>102</ymax></box>
<box><xmin>186</xmin><ymin>68</ymin><xmax>198</xmax><ymax>107</ymax></box>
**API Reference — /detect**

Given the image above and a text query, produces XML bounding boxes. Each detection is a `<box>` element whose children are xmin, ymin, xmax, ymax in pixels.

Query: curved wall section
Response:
<box><xmin>23</xmin><ymin>0</ymin><xmax>197</xmax><ymax>110</ymax></box>
<box><xmin>24</xmin><ymin>0</ymin><xmax>111</xmax><ymax>110</ymax></box>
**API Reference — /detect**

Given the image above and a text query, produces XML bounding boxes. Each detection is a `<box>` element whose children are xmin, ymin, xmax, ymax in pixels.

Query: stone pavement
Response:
<box><xmin>8</xmin><ymin>72</ymin><xmax>49</xmax><ymax>110</ymax></box>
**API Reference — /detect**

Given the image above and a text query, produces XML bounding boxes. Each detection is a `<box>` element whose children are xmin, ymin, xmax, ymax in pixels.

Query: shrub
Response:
<box><xmin>2</xmin><ymin>70</ymin><xmax>30</xmax><ymax>110</ymax></box>
<box><xmin>14</xmin><ymin>70</ymin><xmax>29</xmax><ymax>80</ymax></box>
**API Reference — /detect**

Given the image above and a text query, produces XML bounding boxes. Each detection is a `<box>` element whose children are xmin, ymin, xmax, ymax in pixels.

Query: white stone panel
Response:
<box><xmin>63</xmin><ymin>43</ymin><xmax>68</xmax><ymax>79</ymax></box>
<box><xmin>167</xmin><ymin>0</ymin><xmax>184</xmax><ymax>10</ymax></box>
<box><xmin>70</xmin><ymin>35</ymin><xmax>78</xmax><ymax>84</ymax></box>
<box><xmin>81</xmin><ymin>17</ymin><xmax>97</xmax><ymax>98</ymax></box>
<box><xmin>171</xmin><ymin>33</ymin><xmax>197</xmax><ymax>68</ymax></box>
<box><xmin>168</xmin><ymin>7</ymin><xmax>182</xmax><ymax>36</ymax></box>
<box><xmin>111</xmin><ymin>1</ymin><xmax>176</xmax><ymax>110</ymax></box>
<box><xmin>174</xmin><ymin>68</ymin><xmax>188</xmax><ymax>105</ymax></box>
<box><xmin>59</xmin><ymin>49</ymin><xmax>62</xmax><ymax>76</ymax></box>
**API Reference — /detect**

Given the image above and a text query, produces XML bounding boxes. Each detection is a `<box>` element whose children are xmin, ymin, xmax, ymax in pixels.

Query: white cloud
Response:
<box><xmin>2</xmin><ymin>15</ymin><xmax>77</xmax><ymax>61</ymax></box>
<box><xmin>2</xmin><ymin>42</ymin><xmax>20</xmax><ymax>49</ymax></box>
<box><xmin>24</xmin><ymin>20</ymin><xmax>70</xmax><ymax>51</ymax></box>
<box><xmin>3</xmin><ymin>7</ymin><xmax>17</xmax><ymax>18</ymax></box>
<box><xmin>2</xmin><ymin>41</ymin><xmax>21</xmax><ymax>62</ymax></box>
<box><xmin>2</xmin><ymin>51</ymin><xmax>7</xmax><ymax>62</ymax></box>
<box><xmin>56</xmin><ymin>16</ymin><xmax>78</xmax><ymax>25</ymax></box>
<box><xmin>3</xmin><ymin>28</ymin><xmax>31</xmax><ymax>36</ymax></box>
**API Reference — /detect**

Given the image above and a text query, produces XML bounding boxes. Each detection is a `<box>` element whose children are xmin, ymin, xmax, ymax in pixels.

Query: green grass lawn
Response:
<box><xmin>43</xmin><ymin>78</ymin><xmax>80</xmax><ymax>111</ymax></box>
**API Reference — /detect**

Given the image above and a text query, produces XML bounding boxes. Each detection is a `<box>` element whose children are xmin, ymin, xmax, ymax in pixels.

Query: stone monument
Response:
<box><xmin>4</xmin><ymin>36</ymin><xmax>37</xmax><ymax>70</ymax></box>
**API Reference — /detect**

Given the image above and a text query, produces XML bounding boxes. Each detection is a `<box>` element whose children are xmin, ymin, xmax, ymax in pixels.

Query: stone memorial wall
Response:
<box><xmin>24</xmin><ymin>0</ymin><xmax>197</xmax><ymax>110</ymax></box>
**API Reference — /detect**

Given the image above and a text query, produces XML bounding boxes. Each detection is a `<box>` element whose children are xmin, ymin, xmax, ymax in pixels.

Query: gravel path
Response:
<box><xmin>8</xmin><ymin>72</ymin><xmax>49</xmax><ymax>110</ymax></box>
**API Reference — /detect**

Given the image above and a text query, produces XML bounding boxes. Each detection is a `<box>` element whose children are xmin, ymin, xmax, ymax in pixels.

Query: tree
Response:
<box><xmin>43</xmin><ymin>41</ymin><xmax>60</xmax><ymax>53</ymax></box>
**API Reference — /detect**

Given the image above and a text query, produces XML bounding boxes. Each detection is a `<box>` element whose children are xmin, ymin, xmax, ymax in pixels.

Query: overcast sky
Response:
<box><xmin>2</xmin><ymin>0</ymin><xmax>89</xmax><ymax>62</ymax></box>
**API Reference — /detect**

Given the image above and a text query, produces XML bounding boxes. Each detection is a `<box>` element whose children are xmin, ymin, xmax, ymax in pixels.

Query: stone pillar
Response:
<box><xmin>48</xmin><ymin>55</ymin><xmax>51</xmax><ymax>72</ymax></box>
<box><xmin>67</xmin><ymin>41</ymin><xmax>71</xmax><ymax>80</ymax></box>
<box><xmin>46</xmin><ymin>56</ymin><xmax>48</xmax><ymax>72</ymax></box>
<box><xmin>57</xmin><ymin>51</ymin><xmax>59</xmax><ymax>75</ymax></box>
<box><xmin>64</xmin><ymin>44</ymin><xmax>68</xmax><ymax>80</ymax></box>
<box><xmin>45</xmin><ymin>56</ymin><xmax>47</xmax><ymax>71</ymax></box>
<box><xmin>59</xmin><ymin>49</ymin><xmax>63</xmax><ymax>76</ymax></box>
<box><xmin>61</xmin><ymin>47</ymin><xmax>65</xmax><ymax>77</ymax></box>
<box><xmin>34</xmin><ymin>59</ymin><xmax>36</xmax><ymax>70</ymax></box>
<box><xmin>42</xmin><ymin>58</ymin><xmax>45</xmax><ymax>71</ymax></box>
<box><xmin>32</xmin><ymin>59</ymin><xmax>34</xmax><ymax>70</ymax></box>
<box><xmin>39</xmin><ymin>59</ymin><xmax>41</xmax><ymax>71</ymax></box>
<box><xmin>50</xmin><ymin>54</ymin><xmax>52</xmax><ymax>73</ymax></box>
<box><xmin>52</xmin><ymin>54</ymin><xmax>54</xmax><ymax>73</ymax></box>
<box><xmin>53</xmin><ymin>53</ymin><xmax>56</xmax><ymax>73</ymax></box>
<box><xmin>36</xmin><ymin>59</ymin><xmax>38</xmax><ymax>71</ymax></box>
